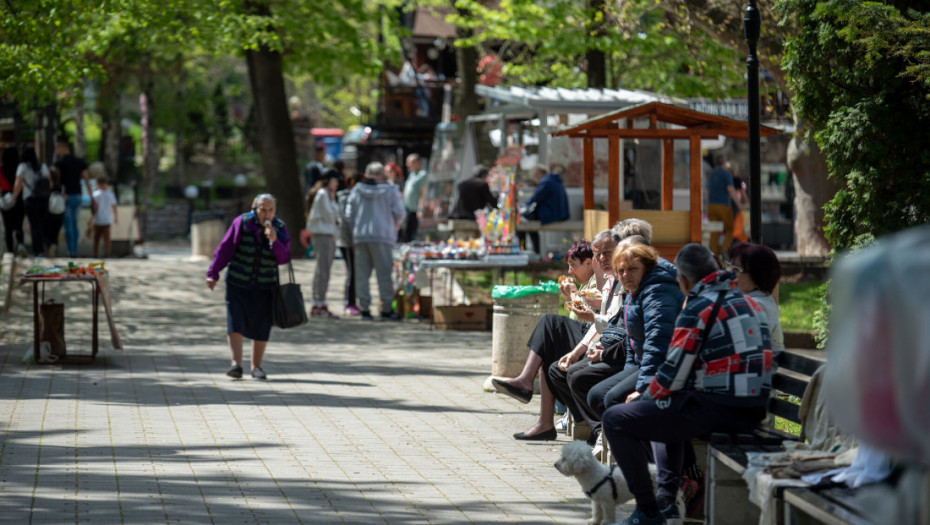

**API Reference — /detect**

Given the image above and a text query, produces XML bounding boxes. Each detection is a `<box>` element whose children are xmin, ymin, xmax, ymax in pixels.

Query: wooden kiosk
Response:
<box><xmin>553</xmin><ymin>102</ymin><xmax>779</xmax><ymax>259</ymax></box>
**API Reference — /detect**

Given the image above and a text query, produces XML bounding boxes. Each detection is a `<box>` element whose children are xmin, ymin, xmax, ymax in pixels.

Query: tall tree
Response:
<box><xmin>777</xmin><ymin>0</ymin><xmax>930</xmax><ymax>250</ymax></box>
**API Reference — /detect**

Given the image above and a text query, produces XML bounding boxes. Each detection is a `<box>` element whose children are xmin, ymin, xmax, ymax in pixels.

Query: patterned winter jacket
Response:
<box><xmin>643</xmin><ymin>270</ymin><xmax>773</xmax><ymax>407</ymax></box>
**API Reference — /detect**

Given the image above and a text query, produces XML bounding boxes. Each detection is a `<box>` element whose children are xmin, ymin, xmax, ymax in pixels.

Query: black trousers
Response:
<box><xmin>525</xmin><ymin>313</ymin><xmax>588</xmax><ymax>398</ymax></box>
<box><xmin>402</xmin><ymin>211</ymin><xmax>418</xmax><ymax>243</ymax></box>
<box><xmin>24</xmin><ymin>197</ymin><xmax>47</xmax><ymax>256</ymax></box>
<box><xmin>603</xmin><ymin>391</ymin><xmax>765</xmax><ymax>511</ymax></box>
<box><xmin>553</xmin><ymin>359</ymin><xmax>630</xmax><ymax>439</ymax></box>
<box><xmin>1</xmin><ymin>198</ymin><xmax>24</xmax><ymax>252</ymax></box>
<box><xmin>339</xmin><ymin>246</ymin><xmax>356</xmax><ymax>308</ymax></box>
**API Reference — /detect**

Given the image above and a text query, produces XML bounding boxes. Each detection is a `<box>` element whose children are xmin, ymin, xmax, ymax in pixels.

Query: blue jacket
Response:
<box><xmin>623</xmin><ymin>258</ymin><xmax>685</xmax><ymax>392</ymax></box>
<box><xmin>524</xmin><ymin>173</ymin><xmax>569</xmax><ymax>225</ymax></box>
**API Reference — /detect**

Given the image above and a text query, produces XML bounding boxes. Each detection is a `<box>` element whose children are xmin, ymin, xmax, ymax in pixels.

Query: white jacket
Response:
<box><xmin>307</xmin><ymin>190</ymin><xmax>340</xmax><ymax>236</ymax></box>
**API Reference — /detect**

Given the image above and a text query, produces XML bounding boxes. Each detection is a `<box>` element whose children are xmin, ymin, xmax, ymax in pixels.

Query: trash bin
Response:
<box><xmin>487</xmin><ymin>283</ymin><xmax>560</xmax><ymax>387</ymax></box>
<box><xmin>191</xmin><ymin>210</ymin><xmax>227</xmax><ymax>258</ymax></box>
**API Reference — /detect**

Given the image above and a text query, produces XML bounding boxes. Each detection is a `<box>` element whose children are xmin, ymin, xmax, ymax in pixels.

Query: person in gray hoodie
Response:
<box><xmin>344</xmin><ymin>162</ymin><xmax>405</xmax><ymax>320</ymax></box>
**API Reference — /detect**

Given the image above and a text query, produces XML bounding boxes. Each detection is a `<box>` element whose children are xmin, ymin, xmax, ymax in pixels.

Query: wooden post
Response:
<box><xmin>662</xmin><ymin>138</ymin><xmax>674</xmax><ymax>211</ymax></box>
<box><xmin>608</xmin><ymin>136</ymin><xmax>620</xmax><ymax>227</ymax></box>
<box><xmin>583</xmin><ymin>138</ymin><xmax>594</xmax><ymax>211</ymax></box>
<box><xmin>689</xmin><ymin>134</ymin><xmax>702</xmax><ymax>243</ymax></box>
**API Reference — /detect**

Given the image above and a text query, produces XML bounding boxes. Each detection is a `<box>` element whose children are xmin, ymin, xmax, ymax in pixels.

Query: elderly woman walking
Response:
<box><xmin>206</xmin><ymin>194</ymin><xmax>291</xmax><ymax>380</ymax></box>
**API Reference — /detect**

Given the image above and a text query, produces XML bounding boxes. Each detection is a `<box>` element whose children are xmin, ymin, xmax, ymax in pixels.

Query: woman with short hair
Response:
<box><xmin>206</xmin><ymin>194</ymin><xmax>291</xmax><ymax>380</ymax></box>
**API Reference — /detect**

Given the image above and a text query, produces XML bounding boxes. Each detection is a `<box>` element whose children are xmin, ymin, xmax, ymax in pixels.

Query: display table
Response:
<box><xmin>21</xmin><ymin>271</ymin><xmax>121</xmax><ymax>362</ymax></box>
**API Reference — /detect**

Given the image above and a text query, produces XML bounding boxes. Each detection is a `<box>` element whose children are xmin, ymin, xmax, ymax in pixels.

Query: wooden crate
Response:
<box><xmin>432</xmin><ymin>305</ymin><xmax>490</xmax><ymax>331</ymax></box>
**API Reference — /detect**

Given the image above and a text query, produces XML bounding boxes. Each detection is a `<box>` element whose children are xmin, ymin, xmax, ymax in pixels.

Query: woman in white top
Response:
<box><xmin>307</xmin><ymin>169</ymin><xmax>341</xmax><ymax>318</ymax></box>
<box><xmin>11</xmin><ymin>145</ymin><xmax>51</xmax><ymax>256</ymax></box>
<box><xmin>728</xmin><ymin>242</ymin><xmax>785</xmax><ymax>358</ymax></box>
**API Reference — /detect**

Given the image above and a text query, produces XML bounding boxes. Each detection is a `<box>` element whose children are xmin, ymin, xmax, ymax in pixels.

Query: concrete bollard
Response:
<box><xmin>191</xmin><ymin>219</ymin><xmax>226</xmax><ymax>259</ymax></box>
<box><xmin>484</xmin><ymin>292</ymin><xmax>560</xmax><ymax>390</ymax></box>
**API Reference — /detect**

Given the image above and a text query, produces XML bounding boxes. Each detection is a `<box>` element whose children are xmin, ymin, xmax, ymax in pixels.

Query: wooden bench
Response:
<box><xmin>703</xmin><ymin>348</ymin><xmax>823</xmax><ymax>524</ymax></box>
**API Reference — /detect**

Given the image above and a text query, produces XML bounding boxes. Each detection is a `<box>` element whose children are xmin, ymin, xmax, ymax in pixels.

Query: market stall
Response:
<box><xmin>552</xmin><ymin>101</ymin><xmax>779</xmax><ymax>259</ymax></box>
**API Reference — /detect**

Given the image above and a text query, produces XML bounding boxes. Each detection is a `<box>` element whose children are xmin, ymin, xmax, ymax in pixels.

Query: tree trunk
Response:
<box><xmin>245</xmin><ymin>46</ymin><xmax>304</xmax><ymax>257</ymax></box>
<box><xmin>453</xmin><ymin>2</ymin><xmax>481</xmax><ymax>121</ymax></box>
<box><xmin>786</xmin><ymin>135</ymin><xmax>839</xmax><ymax>257</ymax></box>
<box><xmin>97</xmin><ymin>84</ymin><xmax>121</xmax><ymax>180</ymax></box>
<box><xmin>74</xmin><ymin>87</ymin><xmax>86</xmax><ymax>158</ymax></box>
<box><xmin>586</xmin><ymin>0</ymin><xmax>606</xmax><ymax>88</ymax></box>
<box><xmin>140</xmin><ymin>90</ymin><xmax>160</xmax><ymax>198</ymax></box>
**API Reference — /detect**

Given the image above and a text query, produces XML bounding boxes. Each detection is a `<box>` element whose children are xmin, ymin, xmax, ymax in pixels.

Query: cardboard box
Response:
<box><xmin>432</xmin><ymin>304</ymin><xmax>489</xmax><ymax>331</ymax></box>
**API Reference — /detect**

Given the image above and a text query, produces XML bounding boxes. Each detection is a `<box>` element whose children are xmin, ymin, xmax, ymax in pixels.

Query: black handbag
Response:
<box><xmin>272</xmin><ymin>261</ymin><xmax>308</xmax><ymax>329</ymax></box>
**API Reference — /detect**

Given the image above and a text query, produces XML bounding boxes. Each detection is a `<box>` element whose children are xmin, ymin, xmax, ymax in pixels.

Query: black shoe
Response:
<box><xmin>226</xmin><ymin>365</ymin><xmax>243</xmax><ymax>379</ymax></box>
<box><xmin>360</xmin><ymin>310</ymin><xmax>374</xmax><ymax>321</ymax></box>
<box><xmin>380</xmin><ymin>311</ymin><xmax>402</xmax><ymax>321</ymax></box>
<box><xmin>491</xmin><ymin>378</ymin><xmax>533</xmax><ymax>404</ymax></box>
<box><xmin>251</xmin><ymin>367</ymin><xmax>267</xmax><ymax>380</ymax></box>
<box><xmin>513</xmin><ymin>428</ymin><xmax>557</xmax><ymax>441</ymax></box>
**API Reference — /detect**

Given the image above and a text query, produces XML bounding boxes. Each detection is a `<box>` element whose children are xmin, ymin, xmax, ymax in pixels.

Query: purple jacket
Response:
<box><xmin>207</xmin><ymin>213</ymin><xmax>291</xmax><ymax>281</ymax></box>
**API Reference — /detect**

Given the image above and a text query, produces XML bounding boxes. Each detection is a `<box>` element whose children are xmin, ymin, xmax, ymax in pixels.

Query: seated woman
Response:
<box><xmin>587</xmin><ymin>243</ymin><xmax>684</xmax><ymax>428</ymax></box>
<box><xmin>492</xmin><ymin>232</ymin><xmax>620</xmax><ymax>440</ymax></box>
<box><xmin>728</xmin><ymin>242</ymin><xmax>785</xmax><ymax>359</ymax></box>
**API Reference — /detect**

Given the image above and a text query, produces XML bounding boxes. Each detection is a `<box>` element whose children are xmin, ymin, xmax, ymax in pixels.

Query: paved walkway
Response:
<box><xmin>0</xmin><ymin>243</ymin><xmax>629</xmax><ymax>524</ymax></box>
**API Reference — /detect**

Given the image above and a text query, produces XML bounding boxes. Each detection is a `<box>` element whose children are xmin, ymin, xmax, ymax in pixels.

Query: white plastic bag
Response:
<box><xmin>825</xmin><ymin>224</ymin><xmax>930</xmax><ymax>465</ymax></box>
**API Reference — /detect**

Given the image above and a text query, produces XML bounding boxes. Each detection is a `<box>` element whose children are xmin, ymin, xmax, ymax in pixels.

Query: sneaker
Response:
<box><xmin>680</xmin><ymin>477</ymin><xmax>703</xmax><ymax>519</ymax></box>
<box><xmin>226</xmin><ymin>365</ymin><xmax>243</xmax><ymax>379</ymax></box>
<box><xmin>380</xmin><ymin>311</ymin><xmax>401</xmax><ymax>322</ymax></box>
<box><xmin>318</xmin><ymin>306</ymin><xmax>338</xmax><ymax>318</ymax></box>
<box><xmin>344</xmin><ymin>305</ymin><xmax>361</xmax><ymax>316</ymax></box>
<box><xmin>591</xmin><ymin>434</ymin><xmax>604</xmax><ymax>461</ymax></box>
<box><xmin>310</xmin><ymin>306</ymin><xmax>322</xmax><ymax>317</ymax></box>
<box><xmin>360</xmin><ymin>310</ymin><xmax>374</xmax><ymax>321</ymax></box>
<box><xmin>616</xmin><ymin>507</ymin><xmax>666</xmax><ymax>525</ymax></box>
<box><xmin>555</xmin><ymin>413</ymin><xmax>569</xmax><ymax>433</ymax></box>
<box><xmin>251</xmin><ymin>367</ymin><xmax>267</xmax><ymax>380</ymax></box>
<box><xmin>658</xmin><ymin>499</ymin><xmax>682</xmax><ymax>525</ymax></box>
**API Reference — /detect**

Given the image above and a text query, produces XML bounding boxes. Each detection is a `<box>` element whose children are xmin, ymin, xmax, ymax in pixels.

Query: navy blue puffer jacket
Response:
<box><xmin>623</xmin><ymin>258</ymin><xmax>685</xmax><ymax>392</ymax></box>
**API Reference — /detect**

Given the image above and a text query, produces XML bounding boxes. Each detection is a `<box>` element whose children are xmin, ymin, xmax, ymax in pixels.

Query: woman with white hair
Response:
<box><xmin>206</xmin><ymin>194</ymin><xmax>291</xmax><ymax>380</ymax></box>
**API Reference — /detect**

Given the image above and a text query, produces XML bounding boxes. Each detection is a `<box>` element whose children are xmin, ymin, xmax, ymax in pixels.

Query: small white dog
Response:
<box><xmin>554</xmin><ymin>440</ymin><xmax>636</xmax><ymax>525</ymax></box>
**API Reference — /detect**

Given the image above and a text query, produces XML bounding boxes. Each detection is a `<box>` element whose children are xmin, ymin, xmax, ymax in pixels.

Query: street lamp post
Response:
<box><xmin>744</xmin><ymin>0</ymin><xmax>762</xmax><ymax>244</ymax></box>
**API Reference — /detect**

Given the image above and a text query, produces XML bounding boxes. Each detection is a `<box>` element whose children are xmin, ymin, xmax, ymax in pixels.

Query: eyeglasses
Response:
<box><xmin>727</xmin><ymin>265</ymin><xmax>744</xmax><ymax>274</ymax></box>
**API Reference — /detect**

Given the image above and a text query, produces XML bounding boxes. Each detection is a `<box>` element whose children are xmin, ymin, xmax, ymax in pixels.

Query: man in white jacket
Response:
<box><xmin>344</xmin><ymin>162</ymin><xmax>405</xmax><ymax>321</ymax></box>
<box><xmin>307</xmin><ymin>169</ymin><xmax>342</xmax><ymax>318</ymax></box>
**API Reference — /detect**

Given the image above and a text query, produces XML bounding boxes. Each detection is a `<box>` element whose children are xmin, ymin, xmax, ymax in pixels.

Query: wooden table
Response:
<box><xmin>22</xmin><ymin>274</ymin><xmax>101</xmax><ymax>362</ymax></box>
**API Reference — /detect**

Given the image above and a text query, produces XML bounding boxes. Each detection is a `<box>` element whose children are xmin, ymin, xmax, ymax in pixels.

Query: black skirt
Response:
<box><xmin>226</xmin><ymin>284</ymin><xmax>274</xmax><ymax>341</ymax></box>
<box><xmin>526</xmin><ymin>313</ymin><xmax>589</xmax><ymax>389</ymax></box>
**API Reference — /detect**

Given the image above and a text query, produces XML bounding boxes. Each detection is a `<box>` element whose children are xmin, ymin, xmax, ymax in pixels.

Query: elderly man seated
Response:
<box><xmin>602</xmin><ymin>243</ymin><xmax>774</xmax><ymax>525</ymax></box>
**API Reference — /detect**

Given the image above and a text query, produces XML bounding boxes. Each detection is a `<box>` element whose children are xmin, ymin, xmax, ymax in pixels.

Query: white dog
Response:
<box><xmin>554</xmin><ymin>440</ymin><xmax>636</xmax><ymax>525</ymax></box>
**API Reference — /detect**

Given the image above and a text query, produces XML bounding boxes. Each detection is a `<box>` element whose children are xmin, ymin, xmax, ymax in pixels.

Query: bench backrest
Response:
<box><xmin>769</xmin><ymin>351</ymin><xmax>823</xmax><ymax>425</ymax></box>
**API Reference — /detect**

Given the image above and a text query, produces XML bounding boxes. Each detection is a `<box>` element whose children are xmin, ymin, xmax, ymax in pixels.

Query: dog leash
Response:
<box><xmin>585</xmin><ymin>464</ymin><xmax>618</xmax><ymax>500</ymax></box>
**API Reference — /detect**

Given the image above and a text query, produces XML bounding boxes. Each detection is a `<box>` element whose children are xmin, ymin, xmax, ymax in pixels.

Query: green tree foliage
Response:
<box><xmin>778</xmin><ymin>0</ymin><xmax>930</xmax><ymax>250</ymax></box>
<box><xmin>448</xmin><ymin>0</ymin><xmax>746</xmax><ymax>97</ymax></box>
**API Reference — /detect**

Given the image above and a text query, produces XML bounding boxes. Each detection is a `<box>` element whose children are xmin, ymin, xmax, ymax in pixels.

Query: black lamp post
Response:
<box><xmin>744</xmin><ymin>0</ymin><xmax>762</xmax><ymax>244</ymax></box>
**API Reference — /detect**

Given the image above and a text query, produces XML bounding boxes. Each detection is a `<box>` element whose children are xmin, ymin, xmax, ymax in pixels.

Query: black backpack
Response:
<box><xmin>26</xmin><ymin>168</ymin><xmax>51</xmax><ymax>201</ymax></box>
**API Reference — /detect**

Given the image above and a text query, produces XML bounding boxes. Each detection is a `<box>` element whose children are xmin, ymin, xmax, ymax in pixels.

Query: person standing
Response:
<box><xmin>206</xmin><ymin>194</ymin><xmax>291</xmax><ymax>380</ymax></box>
<box><xmin>336</xmin><ymin>172</ymin><xmax>360</xmax><ymax>316</ymax></box>
<box><xmin>450</xmin><ymin>164</ymin><xmax>497</xmax><ymax>220</ymax></box>
<box><xmin>307</xmin><ymin>169</ymin><xmax>341</xmax><ymax>318</ymax></box>
<box><xmin>54</xmin><ymin>137</ymin><xmax>92</xmax><ymax>257</ymax></box>
<box><xmin>88</xmin><ymin>177</ymin><xmax>118</xmax><ymax>258</ymax></box>
<box><xmin>44</xmin><ymin>166</ymin><xmax>65</xmax><ymax>257</ymax></box>
<box><xmin>0</xmin><ymin>144</ymin><xmax>25</xmax><ymax>255</ymax></box>
<box><xmin>11</xmin><ymin>145</ymin><xmax>51</xmax><ymax>257</ymax></box>
<box><xmin>303</xmin><ymin>145</ymin><xmax>326</xmax><ymax>194</ymax></box>
<box><xmin>401</xmin><ymin>153</ymin><xmax>428</xmax><ymax>243</ymax></box>
<box><xmin>344</xmin><ymin>162</ymin><xmax>405</xmax><ymax>321</ymax></box>
<box><xmin>706</xmin><ymin>154</ymin><xmax>743</xmax><ymax>259</ymax></box>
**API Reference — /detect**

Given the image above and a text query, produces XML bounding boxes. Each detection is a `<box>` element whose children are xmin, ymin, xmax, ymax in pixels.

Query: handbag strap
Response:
<box><xmin>285</xmin><ymin>259</ymin><xmax>296</xmax><ymax>284</ymax></box>
<box><xmin>698</xmin><ymin>290</ymin><xmax>727</xmax><ymax>351</ymax></box>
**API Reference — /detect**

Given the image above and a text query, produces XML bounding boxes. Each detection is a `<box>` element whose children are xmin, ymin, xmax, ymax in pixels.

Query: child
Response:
<box><xmin>88</xmin><ymin>177</ymin><xmax>117</xmax><ymax>257</ymax></box>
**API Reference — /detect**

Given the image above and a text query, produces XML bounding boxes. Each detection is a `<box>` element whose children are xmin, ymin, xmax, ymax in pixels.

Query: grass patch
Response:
<box><xmin>778</xmin><ymin>282</ymin><xmax>822</xmax><ymax>332</ymax></box>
